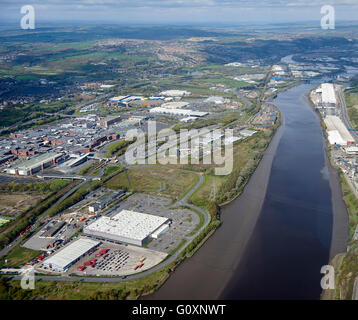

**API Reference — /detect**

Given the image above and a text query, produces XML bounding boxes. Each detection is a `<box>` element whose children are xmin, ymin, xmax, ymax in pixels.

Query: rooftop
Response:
<box><xmin>13</xmin><ymin>152</ymin><xmax>61</xmax><ymax>170</ymax></box>
<box><xmin>44</xmin><ymin>238</ymin><xmax>100</xmax><ymax>270</ymax></box>
<box><xmin>84</xmin><ymin>210</ymin><xmax>169</xmax><ymax>242</ymax></box>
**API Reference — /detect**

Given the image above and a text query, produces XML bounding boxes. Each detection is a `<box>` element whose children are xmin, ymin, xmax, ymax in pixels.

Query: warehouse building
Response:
<box><xmin>88</xmin><ymin>190</ymin><xmax>125</xmax><ymax>213</ymax></box>
<box><xmin>41</xmin><ymin>221</ymin><xmax>66</xmax><ymax>238</ymax></box>
<box><xmin>99</xmin><ymin>116</ymin><xmax>121</xmax><ymax>128</ymax></box>
<box><xmin>83</xmin><ymin>210</ymin><xmax>170</xmax><ymax>246</ymax></box>
<box><xmin>240</xmin><ymin>129</ymin><xmax>257</xmax><ymax>137</ymax></box>
<box><xmin>161</xmin><ymin>102</ymin><xmax>189</xmax><ymax>109</ymax></box>
<box><xmin>160</xmin><ymin>90</ymin><xmax>191</xmax><ymax>97</ymax></box>
<box><xmin>324</xmin><ymin>116</ymin><xmax>355</xmax><ymax>145</ymax></box>
<box><xmin>149</xmin><ymin>107</ymin><xmax>208</xmax><ymax>118</ymax></box>
<box><xmin>316</xmin><ymin>83</ymin><xmax>337</xmax><ymax>106</ymax></box>
<box><xmin>321</xmin><ymin>83</ymin><xmax>337</xmax><ymax>105</ymax></box>
<box><xmin>8</xmin><ymin>152</ymin><xmax>61</xmax><ymax>176</ymax></box>
<box><xmin>205</xmin><ymin>96</ymin><xmax>226</xmax><ymax>104</ymax></box>
<box><xmin>43</xmin><ymin>238</ymin><xmax>100</xmax><ymax>272</ymax></box>
<box><xmin>345</xmin><ymin>146</ymin><xmax>358</xmax><ymax>155</ymax></box>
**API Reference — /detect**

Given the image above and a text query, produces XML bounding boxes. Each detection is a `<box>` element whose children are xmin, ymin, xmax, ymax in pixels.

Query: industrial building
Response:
<box><xmin>7</xmin><ymin>152</ymin><xmax>61</xmax><ymax>176</ymax></box>
<box><xmin>240</xmin><ymin>129</ymin><xmax>257</xmax><ymax>137</ymax></box>
<box><xmin>180</xmin><ymin>117</ymin><xmax>198</xmax><ymax>123</ymax></box>
<box><xmin>83</xmin><ymin>210</ymin><xmax>170</xmax><ymax>246</ymax></box>
<box><xmin>321</xmin><ymin>83</ymin><xmax>337</xmax><ymax>104</ymax></box>
<box><xmin>161</xmin><ymin>102</ymin><xmax>189</xmax><ymax>109</ymax></box>
<box><xmin>88</xmin><ymin>190</ymin><xmax>125</xmax><ymax>213</ymax></box>
<box><xmin>99</xmin><ymin>116</ymin><xmax>121</xmax><ymax>128</ymax></box>
<box><xmin>324</xmin><ymin>116</ymin><xmax>355</xmax><ymax>145</ymax></box>
<box><xmin>41</xmin><ymin>221</ymin><xmax>66</xmax><ymax>238</ymax></box>
<box><xmin>316</xmin><ymin>83</ymin><xmax>337</xmax><ymax>105</ymax></box>
<box><xmin>43</xmin><ymin>238</ymin><xmax>101</xmax><ymax>272</ymax></box>
<box><xmin>205</xmin><ymin>96</ymin><xmax>226</xmax><ymax>104</ymax></box>
<box><xmin>149</xmin><ymin>107</ymin><xmax>208</xmax><ymax>118</ymax></box>
<box><xmin>345</xmin><ymin>146</ymin><xmax>358</xmax><ymax>155</ymax></box>
<box><xmin>160</xmin><ymin>90</ymin><xmax>191</xmax><ymax>97</ymax></box>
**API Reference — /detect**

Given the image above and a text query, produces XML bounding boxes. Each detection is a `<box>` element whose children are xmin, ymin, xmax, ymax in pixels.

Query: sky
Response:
<box><xmin>1</xmin><ymin>0</ymin><xmax>358</xmax><ymax>25</ymax></box>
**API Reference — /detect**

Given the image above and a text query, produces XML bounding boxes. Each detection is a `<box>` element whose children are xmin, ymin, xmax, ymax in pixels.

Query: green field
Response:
<box><xmin>0</xmin><ymin>218</ymin><xmax>10</xmax><ymax>228</ymax></box>
<box><xmin>0</xmin><ymin>264</ymin><xmax>171</xmax><ymax>300</ymax></box>
<box><xmin>105</xmin><ymin>167</ymin><xmax>198</xmax><ymax>201</ymax></box>
<box><xmin>339</xmin><ymin>171</ymin><xmax>358</xmax><ymax>237</ymax></box>
<box><xmin>0</xmin><ymin>246</ymin><xmax>41</xmax><ymax>268</ymax></box>
<box><xmin>345</xmin><ymin>88</ymin><xmax>358</xmax><ymax>129</ymax></box>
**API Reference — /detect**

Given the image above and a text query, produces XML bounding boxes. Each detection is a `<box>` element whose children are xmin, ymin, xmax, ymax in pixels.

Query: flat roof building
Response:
<box><xmin>161</xmin><ymin>102</ymin><xmax>189</xmax><ymax>109</ymax></box>
<box><xmin>240</xmin><ymin>129</ymin><xmax>257</xmax><ymax>137</ymax></box>
<box><xmin>88</xmin><ymin>190</ymin><xmax>125</xmax><ymax>213</ymax></box>
<box><xmin>99</xmin><ymin>116</ymin><xmax>121</xmax><ymax>128</ymax></box>
<box><xmin>327</xmin><ymin>130</ymin><xmax>346</xmax><ymax>145</ymax></box>
<box><xmin>205</xmin><ymin>96</ymin><xmax>226</xmax><ymax>104</ymax></box>
<box><xmin>149</xmin><ymin>107</ymin><xmax>208</xmax><ymax>118</ymax></box>
<box><xmin>83</xmin><ymin>210</ymin><xmax>170</xmax><ymax>246</ymax></box>
<box><xmin>322</xmin><ymin>83</ymin><xmax>337</xmax><ymax>105</ymax></box>
<box><xmin>43</xmin><ymin>238</ymin><xmax>100</xmax><ymax>272</ymax></box>
<box><xmin>8</xmin><ymin>152</ymin><xmax>61</xmax><ymax>176</ymax></box>
<box><xmin>324</xmin><ymin>116</ymin><xmax>355</xmax><ymax>145</ymax></box>
<box><xmin>160</xmin><ymin>90</ymin><xmax>191</xmax><ymax>97</ymax></box>
<box><xmin>317</xmin><ymin>83</ymin><xmax>337</xmax><ymax>105</ymax></box>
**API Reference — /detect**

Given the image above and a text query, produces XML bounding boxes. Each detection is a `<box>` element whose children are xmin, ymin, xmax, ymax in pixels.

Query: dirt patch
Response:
<box><xmin>0</xmin><ymin>193</ymin><xmax>43</xmax><ymax>217</ymax></box>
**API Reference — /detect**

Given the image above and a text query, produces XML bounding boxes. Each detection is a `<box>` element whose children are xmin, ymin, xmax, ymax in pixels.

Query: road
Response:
<box><xmin>337</xmin><ymin>86</ymin><xmax>358</xmax><ymax>142</ymax></box>
<box><xmin>235</xmin><ymin>89</ymin><xmax>251</xmax><ymax>110</ymax></box>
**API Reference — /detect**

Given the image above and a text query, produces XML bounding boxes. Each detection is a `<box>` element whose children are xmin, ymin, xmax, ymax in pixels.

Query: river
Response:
<box><xmin>149</xmin><ymin>83</ymin><xmax>349</xmax><ymax>300</ymax></box>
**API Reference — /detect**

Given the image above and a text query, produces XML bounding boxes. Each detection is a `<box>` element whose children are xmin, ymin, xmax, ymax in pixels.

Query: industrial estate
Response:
<box><xmin>0</xmin><ymin>18</ymin><xmax>358</xmax><ymax>301</ymax></box>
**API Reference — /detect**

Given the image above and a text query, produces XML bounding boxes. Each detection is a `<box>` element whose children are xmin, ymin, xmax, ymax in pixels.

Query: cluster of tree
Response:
<box><xmin>0</xmin><ymin>182</ymin><xmax>77</xmax><ymax>250</ymax></box>
<box><xmin>216</xmin><ymin>156</ymin><xmax>261</xmax><ymax>204</ymax></box>
<box><xmin>87</xmin><ymin>288</ymin><xmax>130</xmax><ymax>300</ymax></box>
<box><xmin>78</xmin><ymin>162</ymin><xmax>97</xmax><ymax>175</ymax></box>
<box><xmin>182</xmin><ymin>219</ymin><xmax>221</xmax><ymax>258</ymax></box>
<box><xmin>1</xmin><ymin>115</ymin><xmax>63</xmax><ymax>136</ymax></box>
<box><xmin>104</xmin><ymin>166</ymin><xmax>122</xmax><ymax>176</ymax></box>
<box><xmin>106</xmin><ymin>139</ymin><xmax>135</xmax><ymax>158</ymax></box>
<box><xmin>47</xmin><ymin>181</ymin><xmax>101</xmax><ymax>218</ymax></box>
<box><xmin>208</xmin><ymin>201</ymin><xmax>220</xmax><ymax>220</ymax></box>
<box><xmin>0</xmin><ymin>278</ymin><xmax>34</xmax><ymax>300</ymax></box>
<box><xmin>0</xmin><ymin>180</ymin><xmax>71</xmax><ymax>194</ymax></box>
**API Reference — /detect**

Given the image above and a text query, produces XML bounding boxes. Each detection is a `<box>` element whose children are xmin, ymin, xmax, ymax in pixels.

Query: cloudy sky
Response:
<box><xmin>1</xmin><ymin>0</ymin><xmax>358</xmax><ymax>25</ymax></box>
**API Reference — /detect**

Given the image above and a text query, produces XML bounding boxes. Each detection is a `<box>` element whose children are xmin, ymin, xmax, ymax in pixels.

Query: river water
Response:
<box><xmin>220</xmin><ymin>83</ymin><xmax>335</xmax><ymax>299</ymax></box>
<box><xmin>150</xmin><ymin>83</ymin><xmax>347</xmax><ymax>300</ymax></box>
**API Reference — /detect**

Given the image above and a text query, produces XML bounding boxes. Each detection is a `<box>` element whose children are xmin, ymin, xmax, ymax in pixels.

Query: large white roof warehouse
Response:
<box><xmin>320</xmin><ymin>83</ymin><xmax>337</xmax><ymax>105</ymax></box>
<box><xmin>324</xmin><ymin>116</ymin><xmax>355</xmax><ymax>145</ymax></box>
<box><xmin>43</xmin><ymin>238</ymin><xmax>100</xmax><ymax>272</ymax></box>
<box><xmin>84</xmin><ymin>210</ymin><xmax>170</xmax><ymax>246</ymax></box>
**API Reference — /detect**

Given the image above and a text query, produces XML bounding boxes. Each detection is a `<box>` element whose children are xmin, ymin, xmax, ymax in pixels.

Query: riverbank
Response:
<box><xmin>310</xmin><ymin>88</ymin><xmax>358</xmax><ymax>300</ymax></box>
<box><xmin>308</xmin><ymin>86</ymin><xmax>356</xmax><ymax>300</ymax></box>
<box><xmin>148</xmin><ymin>104</ymin><xmax>285</xmax><ymax>299</ymax></box>
<box><xmin>152</xmin><ymin>83</ymin><xmax>336</xmax><ymax>300</ymax></box>
<box><xmin>307</xmin><ymin>89</ymin><xmax>349</xmax><ymax>260</ymax></box>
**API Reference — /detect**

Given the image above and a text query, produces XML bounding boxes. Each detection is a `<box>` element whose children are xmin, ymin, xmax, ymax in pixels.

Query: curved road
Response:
<box><xmin>2</xmin><ymin>172</ymin><xmax>211</xmax><ymax>284</ymax></box>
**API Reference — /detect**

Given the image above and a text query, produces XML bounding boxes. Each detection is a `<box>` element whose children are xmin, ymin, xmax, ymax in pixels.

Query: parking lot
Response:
<box><xmin>68</xmin><ymin>241</ymin><xmax>167</xmax><ymax>276</ymax></box>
